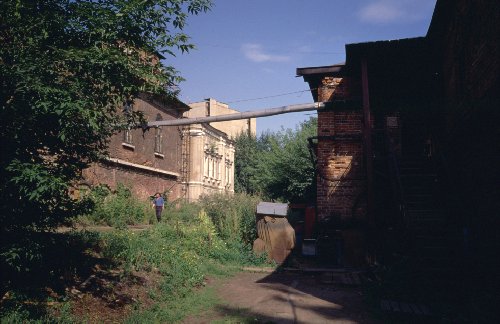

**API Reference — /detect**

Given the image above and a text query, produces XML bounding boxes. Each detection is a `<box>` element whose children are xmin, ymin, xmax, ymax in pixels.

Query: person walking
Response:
<box><xmin>152</xmin><ymin>193</ymin><xmax>165</xmax><ymax>222</ymax></box>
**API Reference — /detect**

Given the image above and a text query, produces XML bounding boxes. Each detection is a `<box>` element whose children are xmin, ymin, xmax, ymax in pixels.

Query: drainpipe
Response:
<box><xmin>362</xmin><ymin>57</ymin><xmax>376</xmax><ymax>265</ymax></box>
<box><xmin>307</xmin><ymin>136</ymin><xmax>319</xmax><ymax>239</ymax></box>
<box><xmin>361</xmin><ymin>58</ymin><xmax>374</xmax><ymax>227</ymax></box>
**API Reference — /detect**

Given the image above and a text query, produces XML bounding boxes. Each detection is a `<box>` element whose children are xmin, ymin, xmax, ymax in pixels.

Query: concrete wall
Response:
<box><xmin>187</xmin><ymin>98</ymin><xmax>256</xmax><ymax>138</ymax></box>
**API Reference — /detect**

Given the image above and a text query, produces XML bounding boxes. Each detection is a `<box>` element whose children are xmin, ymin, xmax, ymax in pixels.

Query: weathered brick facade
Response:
<box><xmin>82</xmin><ymin>94</ymin><xmax>187</xmax><ymax>200</ymax></box>
<box><xmin>298</xmin><ymin>0</ymin><xmax>499</xmax><ymax>271</ymax></box>
<box><xmin>316</xmin><ymin>109</ymin><xmax>365</xmax><ymax>221</ymax></box>
<box><xmin>427</xmin><ymin>0</ymin><xmax>500</xmax><ymax>273</ymax></box>
<box><xmin>81</xmin><ymin>96</ymin><xmax>251</xmax><ymax>203</ymax></box>
<box><xmin>297</xmin><ymin>65</ymin><xmax>369</xmax><ymax>266</ymax></box>
<box><xmin>300</xmin><ymin>71</ymin><xmax>367</xmax><ymax>222</ymax></box>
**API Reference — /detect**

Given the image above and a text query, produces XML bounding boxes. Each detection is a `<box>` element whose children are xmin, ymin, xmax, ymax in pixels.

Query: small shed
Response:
<box><xmin>253</xmin><ymin>202</ymin><xmax>295</xmax><ymax>264</ymax></box>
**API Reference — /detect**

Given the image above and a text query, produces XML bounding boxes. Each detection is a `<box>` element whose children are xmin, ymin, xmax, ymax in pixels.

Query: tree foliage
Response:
<box><xmin>0</xmin><ymin>0</ymin><xmax>211</xmax><ymax>231</ymax></box>
<box><xmin>234</xmin><ymin>118</ymin><xmax>317</xmax><ymax>203</ymax></box>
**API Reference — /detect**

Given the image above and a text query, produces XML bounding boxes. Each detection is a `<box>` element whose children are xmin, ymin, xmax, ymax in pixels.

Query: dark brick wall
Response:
<box><xmin>428</xmin><ymin>0</ymin><xmax>500</xmax><ymax>266</ymax></box>
<box><xmin>83</xmin><ymin>163</ymin><xmax>181</xmax><ymax>201</ymax></box>
<box><xmin>108</xmin><ymin>97</ymin><xmax>182</xmax><ymax>173</ymax></box>
<box><xmin>83</xmin><ymin>97</ymin><xmax>184</xmax><ymax>200</ymax></box>
<box><xmin>429</xmin><ymin>0</ymin><xmax>500</xmax><ymax>132</ymax></box>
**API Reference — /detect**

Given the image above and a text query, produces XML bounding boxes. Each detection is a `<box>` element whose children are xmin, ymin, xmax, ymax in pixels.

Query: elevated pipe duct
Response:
<box><xmin>147</xmin><ymin>102</ymin><xmax>327</xmax><ymax>127</ymax></box>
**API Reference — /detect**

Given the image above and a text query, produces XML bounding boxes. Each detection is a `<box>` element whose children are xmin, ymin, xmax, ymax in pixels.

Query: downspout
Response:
<box><xmin>361</xmin><ymin>58</ymin><xmax>374</xmax><ymax>227</ymax></box>
<box><xmin>361</xmin><ymin>57</ymin><xmax>376</xmax><ymax>265</ymax></box>
<box><xmin>307</xmin><ymin>136</ymin><xmax>319</xmax><ymax>239</ymax></box>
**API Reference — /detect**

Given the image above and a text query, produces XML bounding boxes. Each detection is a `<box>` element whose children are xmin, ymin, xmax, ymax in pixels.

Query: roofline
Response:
<box><xmin>345</xmin><ymin>37</ymin><xmax>426</xmax><ymax>52</ymax></box>
<box><xmin>139</xmin><ymin>93</ymin><xmax>191</xmax><ymax>116</ymax></box>
<box><xmin>296</xmin><ymin>63</ymin><xmax>345</xmax><ymax>77</ymax></box>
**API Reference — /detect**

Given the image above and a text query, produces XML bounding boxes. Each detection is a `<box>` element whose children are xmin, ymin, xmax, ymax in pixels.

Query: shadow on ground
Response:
<box><xmin>211</xmin><ymin>270</ymin><xmax>378</xmax><ymax>324</ymax></box>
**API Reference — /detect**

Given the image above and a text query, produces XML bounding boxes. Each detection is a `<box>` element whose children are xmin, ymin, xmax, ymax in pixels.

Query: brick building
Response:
<box><xmin>298</xmin><ymin>0</ymin><xmax>499</xmax><ymax>270</ymax></box>
<box><xmin>82</xmin><ymin>96</ymin><xmax>255</xmax><ymax>203</ymax></box>
<box><xmin>82</xmin><ymin>94</ymin><xmax>189</xmax><ymax>200</ymax></box>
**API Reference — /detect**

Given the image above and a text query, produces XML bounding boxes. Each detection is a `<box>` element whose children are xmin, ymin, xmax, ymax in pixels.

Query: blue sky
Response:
<box><xmin>169</xmin><ymin>0</ymin><xmax>436</xmax><ymax>133</ymax></box>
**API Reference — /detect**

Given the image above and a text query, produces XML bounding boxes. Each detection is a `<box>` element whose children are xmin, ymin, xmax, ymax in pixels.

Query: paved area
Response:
<box><xmin>215</xmin><ymin>271</ymin><xmax>378</xmax><ymax>324</ymax></box>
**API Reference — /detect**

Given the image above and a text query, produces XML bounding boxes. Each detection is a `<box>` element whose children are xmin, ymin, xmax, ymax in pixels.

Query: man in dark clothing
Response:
<box><xmin>152</xmin><ymin>193</ymin><xmax>165</xmax><ymax>222</ymax></box>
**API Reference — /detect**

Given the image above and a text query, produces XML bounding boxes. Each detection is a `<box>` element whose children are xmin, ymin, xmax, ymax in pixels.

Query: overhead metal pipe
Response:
<box><xmin>147</xmin><ymin>102</ymin><xmax>327</xmax><ymax>127</ymax></box>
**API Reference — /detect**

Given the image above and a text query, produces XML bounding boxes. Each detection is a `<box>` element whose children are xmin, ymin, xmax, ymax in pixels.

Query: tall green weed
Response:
<box><xmin>81</xmin><ymin>184</ymin><xmax>151</xmax><ymax>227</ymax></box>
<box><xmin>99</xmin><ymin>211</ymin><xmax>230</xmax><ymax>286</ymax></box>
<box><xmin>97</xmin><ymin>197</ymin><xmax>268</xmax><ymax>322</ymax></box>
<box><xmin>198</xmin><ymin>193</ymin><xmax>260</xmax><ymax>246</ymax></box>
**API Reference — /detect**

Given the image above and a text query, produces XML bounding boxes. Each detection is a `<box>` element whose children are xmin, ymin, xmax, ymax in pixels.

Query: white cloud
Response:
<box><xmin>358</xmin><ymin>0</ymin><xmax>436</xmax><ymax>24</ymax></box>
<box><xmin>241</xmin><ymin>43</ymin><xmax>291</xmax><ymax>63</ymax></box>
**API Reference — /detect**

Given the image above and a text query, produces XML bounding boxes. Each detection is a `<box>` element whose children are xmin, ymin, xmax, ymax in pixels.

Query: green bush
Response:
<box><xmin>163</xmin><ymin>199</ymin><xmax>202</xmax><ymax>224</ymax></box>
<box><xmin>98</xmin><ymin>194</ymin><xmax>266</xmax><ymax>294</ymax></box>
<box><xmin>198</xmin><ymin>193</ymin><xmax>260</xmax><ymax>246</ymax></box>
<box><xmin>80</xmin><ymin>190</ymin><xmax>265</xmax><ymax>266</ymax></box>
<box><xmin>99</xmin><ymin>220</ymin><xmax>224</xmax><ymax>300</ymax></box>
<box><xmin>81</xmin><ymin>184</ymin><xmax>151</xmax><ymax>227</ymax></box>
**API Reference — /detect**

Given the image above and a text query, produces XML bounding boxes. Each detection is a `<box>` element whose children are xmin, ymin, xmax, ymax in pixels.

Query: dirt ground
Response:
<box><xmin>50</xmin><ymin>226</ymin><xmax>380</xmax><ymax>323</ymax></box>
<box><xmin>190</xmin><ymin>270</ymin><xmax>379</xmax><ymax>324</ymax></box>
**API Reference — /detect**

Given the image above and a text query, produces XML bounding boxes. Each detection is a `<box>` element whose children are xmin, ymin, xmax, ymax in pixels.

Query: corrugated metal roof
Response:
<box><xmin>256</xmin><ymin>202</ymin><xmax>288</xmax><ymax>216</ymax></box>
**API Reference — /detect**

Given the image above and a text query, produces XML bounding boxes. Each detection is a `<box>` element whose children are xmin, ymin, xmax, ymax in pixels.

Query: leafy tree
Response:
<box><xmin>234</xmin><ymin>132</ymin><xmax>260</xmax><ymax>194</ymax></box>
<box><xmin>234</xmin><ymin>132</ymin><xmax>256</xmax><ymax>194</ymax></box>
<box><xmin>0</xmin><ymin>0</ymin><xmax>211</xmax><ymax>231</ymax></box>
<box><xmin>234</xmin><ymin>118</ymin><xmax>317</xmax><ymax>203</ymax></box>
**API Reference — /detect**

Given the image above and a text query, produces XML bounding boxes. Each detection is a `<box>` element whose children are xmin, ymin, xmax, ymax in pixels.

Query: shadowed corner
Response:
<box><xmin>0</xmin><ymin>230</ymin><xmax>148</xmax><ymax>321</ymax></box>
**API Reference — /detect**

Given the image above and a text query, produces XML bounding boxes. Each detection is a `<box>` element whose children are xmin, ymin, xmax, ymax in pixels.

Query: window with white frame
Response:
<box><xmin>123</xmin><ymin>127</ymin><xmax>133</xmax><ymax>144</ymax></box>
<box><xmin>154</xmin><ymin>114</ymin><xmax>163</xmax><ymax>154</ymax></box>
<box><xmin>122</xmin><ymin>101</ymin><xmax>134</xmax><ymax>145</ymax></box>
<box><xmin>154</xmin><ymin>127</ymin><xmax>162</xmax><ymax>153</ymax></box>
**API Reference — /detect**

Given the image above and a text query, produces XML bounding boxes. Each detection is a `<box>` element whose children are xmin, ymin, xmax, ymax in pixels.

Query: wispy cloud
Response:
<box><xmin>358</xmin><ymin>0</ymin><xmax>436</xmax><ymax>24</ymax></box>
<box><xmin>241</xmin><ymin>43</ymin><xmax>291</xmax><ymax>63</ymax></box>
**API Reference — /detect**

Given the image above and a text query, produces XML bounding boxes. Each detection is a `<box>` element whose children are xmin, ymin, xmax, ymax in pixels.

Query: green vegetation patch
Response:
<box><xmin>1</xmin><ymin>193</ymin><xmax>270</xmax><ymax>323</ymax></box>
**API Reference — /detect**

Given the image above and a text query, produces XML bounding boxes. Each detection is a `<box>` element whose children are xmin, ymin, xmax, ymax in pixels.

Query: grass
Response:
<box><xmin>0</xmin><ymin>301</ymin><xmax>76</xmax><ymax>324</ymax></box>
<box><xmin>1</xmin><ymin>192</ymin><xmax>271</xmax><ymax>323</ymax></box>
<box><xmin>92</xmin><ymin>214</ymin><xmax>265</xmax><ymax>323</ymax></box>
<box><xmin>125</xmin><ymin>286</ymin><xmax>222</xmax><ymax>323</ymax></box>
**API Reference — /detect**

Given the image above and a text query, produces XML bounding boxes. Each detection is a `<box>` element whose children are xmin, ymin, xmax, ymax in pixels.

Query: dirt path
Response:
<box><xmin>193</xmin><ymin>270</ymin><xmax>379</xmax><ymax>324</ymax></box>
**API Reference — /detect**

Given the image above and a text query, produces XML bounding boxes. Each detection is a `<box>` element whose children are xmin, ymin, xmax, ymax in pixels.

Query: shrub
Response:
<box><xmin>82</xmin><ymin>184</ymin><xmax>151</xmax><ymax>227</ymax></box>
<box><xmin>198</xmin><ymin>193</ymin><xmax>260</xmax><ymax>246</ymax></box>
<box><xmin>163</xmin><ymin>200</ymin><xmax>202</xmax><ymax>224</ymax></box>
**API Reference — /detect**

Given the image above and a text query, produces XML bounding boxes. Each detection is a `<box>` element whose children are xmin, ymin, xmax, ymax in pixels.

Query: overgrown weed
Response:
<box><xmin>1</xmin><ymin>193</ymin><xmax>270</xmax><ymax>323</ymax></box>
<box><xmin>78</xmin><ymin>184</ymin><xmax>152</xmax><ymax>228</ymax></box>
